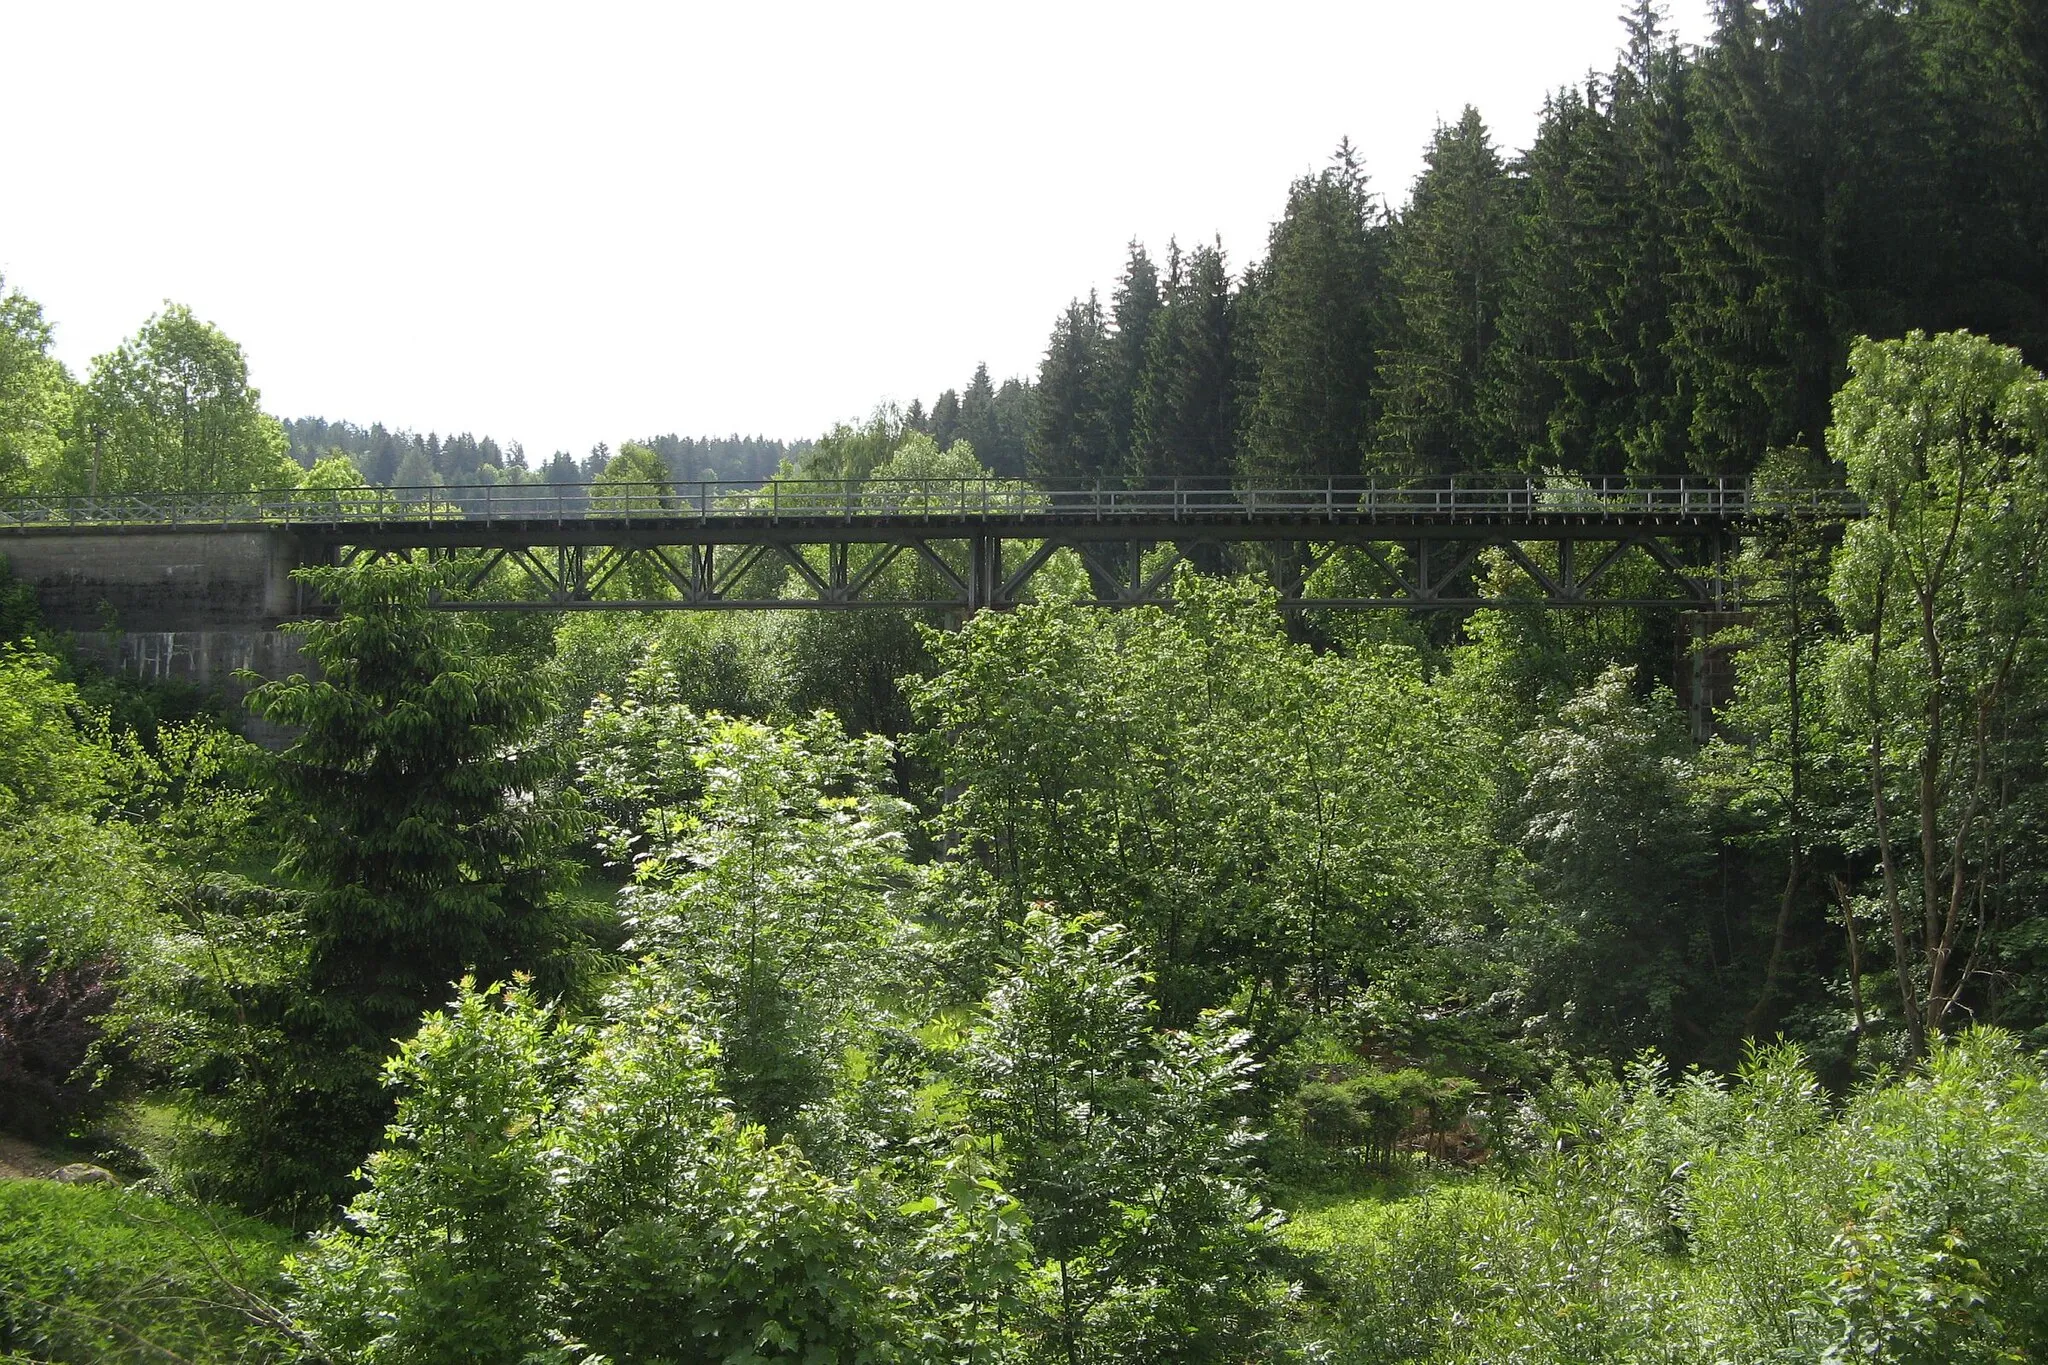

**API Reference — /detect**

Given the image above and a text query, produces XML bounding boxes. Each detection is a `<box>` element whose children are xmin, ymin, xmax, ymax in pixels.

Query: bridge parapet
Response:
<box><xmin>1</xmin><ymin>477</ymin><xmax>1862</xmax><ymax>532</ymax></box>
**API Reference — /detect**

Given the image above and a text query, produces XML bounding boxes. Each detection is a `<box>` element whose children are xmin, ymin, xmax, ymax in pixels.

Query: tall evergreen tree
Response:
<box><xmin>1239</xmin><ymin>141</ymin><xmax>1389</xmax><ymax>482</ymax></box>
<box><xmin>957</xmin><ymin>363</ymin><xmax>997</xmax><ymax>460</ymax></box>
<box><xmin>1487</xmin><ymin>82</ymin><xmax>1613</xmax><ymax>472</ymax></box>
<box><xmin>224</xmin><ymin>561</ymin><xmax>584</xmax><ymax>1217</ymax></box>
<box><xmin>1909</xmin><ymin>0</ymin><xmax>2048</xmax><ymax>360</ymax></box>
<box><xmin>1029</xmin><ymin>294</ymin><xmax>1115</xmax><ymax>480</ymax></box>
<box><xmin>930</xmin><ymin>387</ymin><xmax>962</xmax><ymax>451</ymax></box>
<box><xmin>1672</xmin><ymin>0</ymin><xmax>1936</xmax><ymax>473</ymax></box>
<box><xmin>1132</xmin><ymin>240</ymin><xmax>1239</xmax><ymax>478</ymax></box>
<box><xmin>1377</xmin><ymin>107</ymin><xmax>1519</xmax><ymax>477</ymax></box>
<box><xmin>985</xmin><ymin>376</ymin><xmax>1036</xmax><ymax>478</ymax></box>
<box><xmin>1106</xmin><ymin>242</ymin><xmax>1163</xmax><ymax>475</ymax></box>
<box><xmin>1593</xmin><ymin>1</ymin><xmax>1697</xmax><ymax>476</ymax></box>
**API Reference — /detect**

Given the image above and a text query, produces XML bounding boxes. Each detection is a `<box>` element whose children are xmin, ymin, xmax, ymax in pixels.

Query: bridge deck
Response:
<box><xmin>0</xmin><ymin>479</ymin><xmax>1860</xmax><ymax>612</ymax></box>
<box><xmin>1</xmin><ymin>477</ymin><xmax>1859</xmax><ymax>538</ymax></box>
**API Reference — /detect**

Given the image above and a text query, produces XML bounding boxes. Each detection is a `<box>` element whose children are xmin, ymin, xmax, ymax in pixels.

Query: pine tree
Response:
<box><xmin>1671</xmin><ymin>0</ymin><xmax>1935</xmax><ymax>473</ymax></box>
<box><xmin>1106</xmin><ymin>242</ymin><xmax>1162</xmax><ymax>475</ymax></box>
<box><xmin>985</xmin><ymin>377</ymin><xmax>1035</xmax><ymax>478</ymax></box>
<box><xmin>1376</xmin><ymin>107</ymin><xmax>1519</xmax><ymax>477</ymax></box>
<box><xmin>1909</xmin><ymin>0</ymin><xmax>2048</xmax><ymax>361</ymax></box>
<box><xmin>1029</xmin><ymin>295</ymin><xmax>1115</xmax><ymax>480</ymax></box>
<box><xmin>1487</xmin><ymin>82</ymin><xmax>1613</xmax><ymax>472</ymax></box>
<box><xmin>1132</xmin><ymin>240</ymin><xmax>1239</xmax><ymax>478</ymax></box>
<box><xmin>1594</xmin><ymin>0</ymin><xmax>1698</xmax><ymax>476</ymax></box>
<box><xmin>1239</xmin><ymin>141</ymin><xmax>1389</xmax><ymax>482</ymax></box>
<box><xmin>930</xmin><ymin>388</ymin><xmax>962</xmax><ymax>451</ymax></box>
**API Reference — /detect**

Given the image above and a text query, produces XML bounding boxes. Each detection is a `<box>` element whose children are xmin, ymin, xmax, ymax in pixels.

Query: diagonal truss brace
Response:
<box><xmin>327</xmin><ymin>528</ymin><xmax>1732</xmax><ymax>612</ymax></box>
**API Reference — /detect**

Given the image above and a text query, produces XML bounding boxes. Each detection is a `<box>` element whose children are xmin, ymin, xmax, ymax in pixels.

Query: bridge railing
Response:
<box><xmin>0</xmin><ymin>477</ymin><xmax>1865</xmax><ymax>528</ymax></box>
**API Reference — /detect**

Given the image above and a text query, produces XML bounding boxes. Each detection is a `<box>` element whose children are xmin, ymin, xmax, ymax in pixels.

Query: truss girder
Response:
<box><xmin>343</xmin><ymin>526</ymin><xmax>1734</xmax><ymax>612</ymax></box>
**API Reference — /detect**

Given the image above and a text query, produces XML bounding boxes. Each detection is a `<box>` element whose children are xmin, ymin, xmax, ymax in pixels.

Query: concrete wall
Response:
<box><xmin>2</xmin><ymin>528</ymin><xmax>314</xmax><ymax>632</ymax></box>
<box><xmin>2</xmin><ymin>530</ymin><xmax>321</xmax><ymax>736</ymax></box>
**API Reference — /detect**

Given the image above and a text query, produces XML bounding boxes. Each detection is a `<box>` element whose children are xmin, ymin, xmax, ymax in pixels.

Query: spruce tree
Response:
<box><xmin>1487</xmin><ymin>82</ymin><xmax>1613</xmax><ymax>472</ymax></box>
<box><xmin>1671</xmin><ymin>0</ymin><xmax>1935</xmax><ymax>472</ymax></box>
<box><xmin>1593</xmin><ymin>0</ymin><xmax>1697</xmax><ymax>476</ymax></box>
<box><xmin>1239</xmin><ymin>141</ymin><xmax>1388</xmax><ymax>482</ymax></box>
<box><xmin>1132</xmin><ymin>239</ymin><xmax>1239</xmax><ymax>478</ymax></box>
<box><xmin>985</xmin><ymin>376</ymin><xmax>1036</xmax><ymax>477</ymax></box>
<box><xmin>1029</xmin><ymin>294</ymin><xmax>1115</xmax><ymax>480</ymax></box>
<box><xmin>1376</xmin><ymin>107</ymin><xmax>1518</xmax><ymax>477</ymax></box>
<box><xmin>930</xmin><ymin>388</ymin><xmax>962</xmax><ymax>451</ymax></box>
<box><xmin>1106</xmin><ymin>241</ymin><xmax>1162</xmax><ymax>475</ymax></box>
<box><xmin>958</xmin><ymin>363</ymin><xmax>998</xmax><ymax>463</ymax></box>
<box><xmin>224</xmin><ymin>560</ymin><xmax>584</xmax><ymax>1217</ymax></box>
<box><xmin>1909</xmin><ymin>0</ymin><xmax>2048</xmax><ymax>361</ymax></box>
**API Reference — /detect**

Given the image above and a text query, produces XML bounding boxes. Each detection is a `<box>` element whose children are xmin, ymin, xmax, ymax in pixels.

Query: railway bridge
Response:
<box><xmin>0</xmin><ymin>476</ymin><xmax>1857</xmax><ymax>697</ymax></box>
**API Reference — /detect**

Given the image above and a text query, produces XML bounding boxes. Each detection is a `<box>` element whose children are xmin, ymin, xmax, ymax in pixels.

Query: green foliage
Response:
<box><xmin>0</xmin><ymin>646</ymin><xmax>112</xmax><ymax>824</ymax></box>
<box><xmin>50</xmin><ymin>303</ymin><xmax>296</xmax><ymax>494</ymax></box>
<box><xmin>620</xmin><ymin>710</ymin><xmax>911</xmax><ymax>1140</ymax></box>
<box><xmin>0</xmin><ymin>1180</ymin><xmax>292</xmax><ymax>1364</ymax></box>
<box><xmin>910</xmin><ymin>573</ymin><xmax>1504</xmax><ymax>1029</ymax></box>
<box><xmin>967</xmin><ymin>911</ymin><xmax>1287</xmax><ymax>1363</ymax></box>
<box><xmin>1514</xmin><ymin>666</ymin><xmax>1719</xmax><ymax>1059</ymax></box>
<box><xmin>291</xmin><ymin>975</ymin><xmax>999</xmax><ymax>1364</ymax></box>
<box><xmin>1239</xmin><ymin>141</ymin><xmax>1388</xmax><ymax>482</ymax></box>
<box><xmin>180</xmin><ymin>559</ymin><xmax>587</xmax><ymax>1219</ymax></box>
<box><xmin>1823</xmin><ymin>330</ymin><xmax>2048</xmax><ymax>1051</ymax></box>
<box><xmin>1297</xmin><ymin>1030</ymin><xmax>2048</xmax><ymax>1364</ymax></box>
<box><xmin>1287</xmin><ymin>1068</ymin><xmax>1472</xmax><ymax>1173</ymax></box>
<box><xmin>0</xmin><ymin>274</ymin><xmax>77</xmax><ymax>494</ymax></box>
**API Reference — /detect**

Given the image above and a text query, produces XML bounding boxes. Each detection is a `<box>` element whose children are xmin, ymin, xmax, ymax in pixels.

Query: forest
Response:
<box><xmin>5</xmin><ymin>0</ymin><xmax>2048</xmax><ymax>1361</ymax></box>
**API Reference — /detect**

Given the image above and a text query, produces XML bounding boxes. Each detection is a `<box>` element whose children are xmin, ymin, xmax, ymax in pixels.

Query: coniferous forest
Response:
<box><xmin>6</xmin><ymin>3</ymin><xmax>2048</xmax><ymax>1361</ymax></box>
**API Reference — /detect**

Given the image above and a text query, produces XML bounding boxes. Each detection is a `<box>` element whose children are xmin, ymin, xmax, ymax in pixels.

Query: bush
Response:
<box><xmin>1294</xmin><ymin>1030</ymin><xmax>2048</xmax><ymax>1364</ymax></box>
<box><xmin>0</xmin><ymin>956</ymin><xmax>120</xmax><ymax>1139</ymax></box>
<box><xmin>0</xmin><ymin>1180</ymin><xmax>292</xmax><ymax>1363</ymax></box>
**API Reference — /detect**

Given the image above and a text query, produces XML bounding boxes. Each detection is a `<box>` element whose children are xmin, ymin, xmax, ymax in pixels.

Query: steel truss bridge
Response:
<box><xmin>0</xmin><ymin>478</ymin><xmax>1861</xmax><ymax>612</ymax></box>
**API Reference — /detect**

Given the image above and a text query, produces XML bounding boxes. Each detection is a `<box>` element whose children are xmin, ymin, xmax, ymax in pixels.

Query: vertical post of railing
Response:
<box><xmin>772</xmin><ymin>480</ymin><xmax>779</xmax><ymax>520</ymax></box>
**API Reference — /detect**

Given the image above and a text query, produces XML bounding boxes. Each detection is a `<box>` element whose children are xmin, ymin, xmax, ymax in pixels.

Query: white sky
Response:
<box><xmin>2</xmin><ymin>1</ymin><xmax>1711</xmax><ymax>459</ymax></box>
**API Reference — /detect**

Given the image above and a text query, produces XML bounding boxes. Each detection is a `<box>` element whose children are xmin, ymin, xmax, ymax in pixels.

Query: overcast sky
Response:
<box><xmin>3</xmin><ymin>1</ymin><xmax>1711</xmax><ymax>459</ymax></box>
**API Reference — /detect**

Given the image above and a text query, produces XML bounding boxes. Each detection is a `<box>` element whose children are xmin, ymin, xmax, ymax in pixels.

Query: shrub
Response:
<box><xmin>1294</xmin><ymin>1031</ymin><xmax>2048</xmax><ymax>1363</ymax></box>
<box><xmin>0</xmin><ymin>955</ymin><xmax>120</xmax><ymax>1139</ymax></box>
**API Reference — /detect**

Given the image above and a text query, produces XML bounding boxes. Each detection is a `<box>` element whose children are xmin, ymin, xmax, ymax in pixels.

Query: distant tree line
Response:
<box><xmin>288</xmin><ymin>421</ymin><xmax>809</xmax><ymax>489</ymax></box>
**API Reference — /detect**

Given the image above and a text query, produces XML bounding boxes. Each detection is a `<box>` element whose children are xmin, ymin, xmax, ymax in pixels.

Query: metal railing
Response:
<box><xmin>0</xmin><ymin>477</ymin><xmax>1866</xmax><ymax>530</ymax></box>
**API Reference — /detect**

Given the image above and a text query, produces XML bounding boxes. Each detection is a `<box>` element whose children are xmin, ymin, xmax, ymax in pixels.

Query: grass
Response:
<box><xmin>0</xmin><ymin>1179</ymin><xmax>296</xmax><ymax>1364</ymax></box>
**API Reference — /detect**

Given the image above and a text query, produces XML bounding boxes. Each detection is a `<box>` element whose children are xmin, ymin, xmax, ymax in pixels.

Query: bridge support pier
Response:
<box><xmin>2</xmin><ymin>529</ymin><xmax>321</xmax><ymax>731</ymax></box>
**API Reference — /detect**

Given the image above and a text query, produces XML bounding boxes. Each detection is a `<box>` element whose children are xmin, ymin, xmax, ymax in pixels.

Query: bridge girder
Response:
<box><xmin>4</xmin><ymin>477</ymin><xmax>1849</xmax><ymax>612</ymax></box>
<box><xmin>338</xmin><ymin>524</ymin><xmax>1735</xmax><ymax>612</ymax></box>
